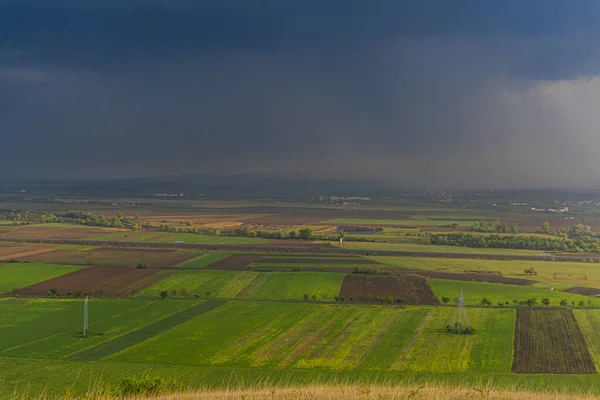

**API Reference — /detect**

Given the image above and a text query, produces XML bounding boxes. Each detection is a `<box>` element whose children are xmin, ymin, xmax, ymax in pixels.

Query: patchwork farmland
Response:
<box><xmin>7</xmin><ymin>296</ymin><xmax>600</xmax><ymax>399</ymax></box>
<box><xmin>4</xmin><ymin>200</ymin><xmax>600</xmax><ymax>398</ymax></box>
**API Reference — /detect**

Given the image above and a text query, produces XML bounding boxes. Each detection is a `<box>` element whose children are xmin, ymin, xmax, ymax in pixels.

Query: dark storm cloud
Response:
<box><xmin>2</xmin><ymin>1</ymin><xmax>600</xmax><ymax>187</ymax></box>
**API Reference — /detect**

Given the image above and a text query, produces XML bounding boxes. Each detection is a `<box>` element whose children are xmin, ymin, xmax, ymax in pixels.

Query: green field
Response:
<box><xmin>0</xmin><ymin>300</ymin><xmax>517</xmax><ymax>374</ymax></box>
<box><xmin>391</xmin><ymin>307</ymin><xmax>515</xmax><ymax>372</ymax></box>
<box><xmin>138</xmin><ymin>270</ymin><xmax>343</xmax><ymax>301</ymax></box>
<box><xmin>53</xmin><ymin>245</ymin><xmax>96</xmax><ymax>250</ymax></box>
<box><xmin>0</xmin><ymin>299</ymin><xmax>195</xmax><ymax>359</ymax></box>
<box><xmin>428</xmin><ymin>279</ymin><xmax>593</xmax><ymax>306</ymax></box>
<box><xmin>335</xmin><ymin>241</ymin><xmax>543</xmax><ymax>255</ymax></box>
<box><xmin>250</xmin><ymin>262</ymin><xmax>381</xmax><ymax>269</ymax></box>
<box><xmin>249</xmin><ymin>272</ymin><xmax>344</xmax><ymax>301</ymax></box>
<box><xmin>176</xmin><ymin>252</ymin><xmax>231</xmax><ymax>268</ymax></box>
<box><xmin>373</xmin><ymin>256</ymin><xmax>600</xmax><ymax>287</ymax></box>
<box><xmin>0</xmin><ymin>263</ymin><xmax>84</xmax><ymax>293</ymax></box>
<box><xmin>89</xmin><ymin>232</ymin><xmax>130</xmax><ymax>240</ymax></box>
<box><xmin>138</xmin><ymin>270</ymin><xmax>259</xmax><ymax>298</ymax></box>
<box><xmin>412</xmin><ymin>214</ymin><xmax>491</xmax><ymax>220</ymax></box>
<box><xmin>154</xmin><ymin>234</ymin><xmax>270</xmax><ymax>244</ymax></box>
<box><xmin>3</xmin><ymin>298</ymin><xmax>600</xmax><ymax>398</ymax></box>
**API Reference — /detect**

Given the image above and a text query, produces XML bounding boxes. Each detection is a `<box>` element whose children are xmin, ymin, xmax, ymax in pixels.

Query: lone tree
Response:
<box><xmin>542</xmin><ymin>298</ymin><xmax>550</xmax><ymax>307</ymax></box>
<box><xmin>160</xmin><ymin>291</ymin><xmax>168</xmax><ymax>299</ymax></box>
<box><xmin>480</xmin><ymin>298</ymin><xmax>492</xmax><ymax>306</ymax></box>
<box><xmin>441</xmin><ymin>296</ymin><xmax>450</xmax><ymax>304</ymax></box>
<box><xmin>541</xmin><ymin>221</ymin><xmax>552</xmax><ymax>234</ymax></box>
<box><xmin>560</xmin><ymin>299</ymin><xmax>568</xmax><ymax>307</ymax></box>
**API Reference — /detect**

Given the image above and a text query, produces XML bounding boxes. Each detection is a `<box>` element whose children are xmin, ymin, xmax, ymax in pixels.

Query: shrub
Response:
<box><xmin>106</xmin><ymin>374</ymin><xmax>184</xmax><ymax>397</ymax></box>
<box><xmin>160</xmin><ymin>291</ymin><xmax>168</xmax><ymax>299</ymax></box>
<box><xmin>136</xmin><ymin>263</ymin><xmax>147</xmax><ymax>269</ymax></box>
<box><xmin>480</xmin><ymin>297</ymin><xmax>492</xmax><ymax>306</ymax></box>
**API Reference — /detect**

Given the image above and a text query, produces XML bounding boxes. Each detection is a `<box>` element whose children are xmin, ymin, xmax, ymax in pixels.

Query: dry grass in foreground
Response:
<box><xmin>132</xmin><ymin>384</ymin><xmax>599</xmax><ymax>400</ymax></box>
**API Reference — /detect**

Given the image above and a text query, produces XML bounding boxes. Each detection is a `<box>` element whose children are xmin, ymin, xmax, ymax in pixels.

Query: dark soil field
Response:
<box><xmin>563</xmin><ymin>287</ymin><xmax>600</xmax><ymax>296</ymax></box>
<box><xmin>464</xmin><ymin>270</ymin><xmax>503</xmax><ymax>277</ymax></box>
<box><xmin>21</xmin><ymin>248</ymin><xmax>197</xmax><ymax>268</ymax></box>
<box><xmin>11</xmin><ymin>267</ymin><xmax>173</xmax><ymax>297</ymax></box>
<box><xmin>0</xmin><ymin>243</ymin><xmax>55</xmax><ymax>259</ymax></box>
<box><xmin>340</xmin><ymin>274</ymin><xmax>439</xmax><ymax>305</ymax></box>
<box><xmin>512</xmin><ymin>308</ymin><xmax>595</xmax><ymax>374</ymax></box>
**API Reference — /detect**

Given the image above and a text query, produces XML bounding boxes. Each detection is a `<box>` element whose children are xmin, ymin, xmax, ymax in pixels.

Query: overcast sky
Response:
<box><xmin>2</xmin><ymin>0</ymin><xmax>600</xmax><ymax>188</ymax></box>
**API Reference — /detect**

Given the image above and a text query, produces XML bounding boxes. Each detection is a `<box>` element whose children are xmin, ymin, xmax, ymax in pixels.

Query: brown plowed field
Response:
<box><xmin>3</xmin><ymin>225</ymin><xmax>125</xmax><ymax>239</ymax></box>
<box><xmin>394</xmin><ymin>268</ymin><xmax>533</xmax><ymax>285</ymax></box>
<box><xmin>12</xmin><ymin>267</ymin><xmax>169</xmax><ymax>297</ymax></box>
<box><xmin>563</xmin><ymin>287</ymin><xmax>600</xmax><ymax>296</ymax></box>
<box><xmin>21</xmin><ymin>248</ymin><xmax>197</xmax><ymax>268</ymax></box>
<box><xmin>0</xmin><ymin>243</ymin><xmax>54</xmax><ymax>259</ymax></box>
<box><xmin>340</xmin><ymin>274</ymin><xmax>439</xmax><ymax>305</ymax></box>
<box><xmin>207</xmin><ymin>254</ymin><xmax>264</xmax><ymax>270</ymax></box>
<box><xmin>513</xmin><ymin>308</ymin><xmax>595</xmax><ymax>374</ymax></box>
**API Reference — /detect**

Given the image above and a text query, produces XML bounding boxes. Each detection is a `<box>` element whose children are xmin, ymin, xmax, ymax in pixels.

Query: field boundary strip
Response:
<box><xmin>1</xmin><ymin>237</ymin><xmax>597</xmax><ymax>263</ymax></box>
<box><xmin>67</xmin><ymin>301</ymin><xmax>225</xmax><ymax>361</ymax></box>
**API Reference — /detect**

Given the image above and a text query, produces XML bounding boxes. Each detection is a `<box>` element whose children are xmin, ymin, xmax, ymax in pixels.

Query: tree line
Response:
<box><xmin>432</xmin><ymin>221</ymin><xmax>600</xmax><ymax>253</ymax></box>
